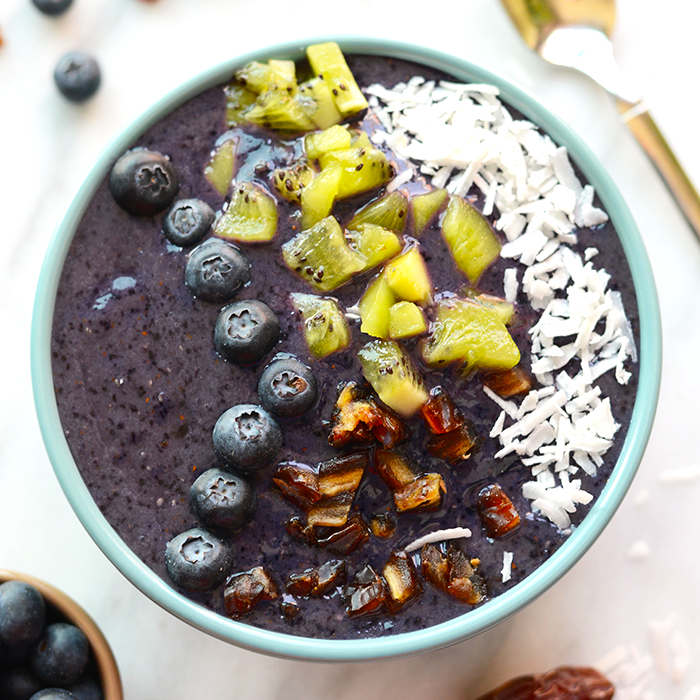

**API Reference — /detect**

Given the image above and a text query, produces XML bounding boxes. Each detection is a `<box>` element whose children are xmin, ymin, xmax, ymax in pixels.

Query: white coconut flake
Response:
<box><xmin>501</xmin><ymin>551</ymin><xmax>514</xmax><ymax>582</ymax></box>
<box><xmin>403</xmin><ymin>527</ymin><xmax>472</xmax><ymax>553</ymax></box>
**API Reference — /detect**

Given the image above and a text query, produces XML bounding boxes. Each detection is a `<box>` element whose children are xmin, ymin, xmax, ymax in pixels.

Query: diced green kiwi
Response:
<box><xmin>319</xmin><ymin>147</ymin><xmax>393</xmax><ymax>199</ymax></box>
<box><xmin>384</xmin><ymin>246</ymin><xmax>432</xmax><ymax>304</ymax></box>
<box><xmin>358</xmin><ymin>339</ymin><xmax>429</xmax><ymax>417</ymax></box>
<box><xmin>244</xmin><ymin>91</ymin><xmax>316</xmax><ymax>134</ymax></box>
<box><xmin>305</xmin><ymin>125</ymin><xmax>352</xmax><ymax>162</ymax></box>
<box><xmin>346</xmin><ymin>223</ymin><xmax>402</xmax><ymax>270</ymax></box>
<box><xmin>358</xmin><ymin>274</ymin><xmax>396</xmax><ymax>338</ymax></box>
<box><xmin>291</xmin><ymin>293</ymin><xmax>351</xmax><ymax>358</ymax></box>
<box><xmin>300</xmin><ymin>162</ymin><xmax>342</xmax><ymax>229</ymax></box>
<box><xmin>348</xmin><ymin>191</ymin><xmax>409</xmax><ymax>233</ymax></box>
<box><xmin>421</xmin><ymin>297</ymin><xmax>520</xmax><ymax>371</ymax></box>
<box><xmin>235</xmin><ymin>60</ymin><xmax>296</xmax><ymax>94</ymax></box>
<box><xmin>225</xmin><ymin>84</ymin><xmax>258</xmax><ymax>126</ymax></box>
<box><xmin>349</xmin><ymin>129</ymin><xmax>372</xmax><ymax>148</ymax></box>
<box><xmin>442</xmin><ymin>195</ymin><xmax>501</xmax><ymax>283</ymax></box>
<box><xmin>411</xmin><ymin>188</ymin><xmax>448</xmax><ymax>235</ymax></box>
<box><xmin>297</xmin><ymin>77</ymin><xmax>343</xmax><ymax>130</ymax></box>
<box><xmin>465</xmin><ymin>290</ymin><xmax>515</xmax><ymax>325</ymax></box>
<box><xmin>282</xmin><ymin>215</ymin><xmax>366</xmax><ymax>291</ymax></box>
<box><xmin>388</xmin><ymin>301</ymin><xmax>427</xmax><ymax>339</ymax></box>
<box><xmin>213</xmin><ymin>181</ymin><xmax>277</xmax><ymax>243</ymax></box>
<box><xmin>272</xmin><ymin>160</ymin><xmax>316</xmax><ymax>204</ymax></box>
<box><xmin>306</xmin><ymin>42</ymin><xmax>369</xmax><ymax>117</ymax></box>
<box><xmin>204</xmin><ymin>139</ymin><xmax>236</xmax><ymax>197</ymax></box>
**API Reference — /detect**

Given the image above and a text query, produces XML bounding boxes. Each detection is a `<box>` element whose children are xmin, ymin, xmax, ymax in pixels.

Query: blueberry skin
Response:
<box><xmin>185</xmin><ymin>238</ymin><xmax>250</xmax><ymax>302</ymax></box>
<box><xmin>164</xmin><ymin>527</ymin><xmax>234</xmax><ymax>592</ymax></box>
<box><xmin>32</xmin><ymin>0</ymin><xmax>73</xmax><ymax>15</ymax></box>
<box><xmin>54</xmin><ymin>52</ymin><xmax>100</xmax><ymax>102</ymax></box>
<box><xmin>109</xmin><ymin>148</ymin><xmax>179</xmax><ymax>216</ymax></box>
<box><xmin>213</xmin><ymin>405</ymin><xmax>282</xmax><ymax>472</ymax></box>
<box><xmin>214</xmin><ymin>300</ymin><xmax>280</xmax><ymax>365</ymax></box>
<box><xmin>258</xmin><ymin>357</ymin><xmax>318</xmax><ymax>418</ymax></box>
<box><xmin>29</xmin><ymin>691</ymin><xmax>77</xmax><ymax>700</ymax></box>
<box><xmin>162</xmin><ymin>198</ymin><xmax>215</xmax><ymax>247</ymax></box>
<box><xmin>30</xmin><ymin>623</ymin><xmax>89</xmax><ymax>687</ymax></box>
<box><xmin>66</xmin><ymin>675</ymin><xmax>103</xmax><ymax>700</ymax></box>
<box><xmin>1</xmin><ymin>666</ymin><xmax>43</xmax><ymax>700</ymax></box>
<box><xmin>0</xmin><ymin>581</ymin><xmax>46</xmax><ymax>649</ymax></box>
<box><xmin>190</xmin><ymin>467</ymin><xmax>256</xmax><ymax>533</ymax></box>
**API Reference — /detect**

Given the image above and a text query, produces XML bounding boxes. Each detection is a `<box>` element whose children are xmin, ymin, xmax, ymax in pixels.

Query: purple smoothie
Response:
<box><xmin>50</xmin><ymin>54</ymin><xmax>639</xmax><ymax>639</ymax></box>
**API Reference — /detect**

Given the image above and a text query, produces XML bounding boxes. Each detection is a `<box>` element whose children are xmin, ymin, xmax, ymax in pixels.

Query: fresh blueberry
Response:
<box><xmin>28</xmin><ymin>691</ymin><xmax>76</xmax><ymax>700</ymax></box>
<box><xmin>257</xmin><ymin>357</ymin><xmax>318</xmax><ymax>418</ymax></box>
<box><xmin>30</xmin><ymin>623</ymin><xmax>89</xmax><ymax>687</ymax></box>
<box><xmin>164</xmin><ymin>527</ymin><xmax>233</xmax><ymax>592</ymax></box>
<box><xmin>162</xmin><ymin>198</ymin><xmax>215</xmax><ymax>247</ymax></box>
<box><xmin>66</xmin><ymin>675</ymin><xmax>102</xmax><ymax>700</ymax></box>
<box><xmin>0</xmin><ymin>581</ymin><xmax>46</xmax><ymax>649</ymax></box>
<box><xmin>212</xmin><ymin>404</ymin><xmax>282</xmax><ymax>472</ymax></box>
<box><xmin>1</xmin><ymin>667</ymin><xmax>43</xmax><ymax>700</ymax></box>
<box><xmin>54</xmin><ymin>52</ymin><xmax>100</xmax><ymax>102</ymax></box>
<box><xmin>32</xmin><ymin>0</ymin><xmax>73</xmax><ymax>15</ymax></box>
<box><xmin>190</xmin><ymin>467</ymin><xmax>256</xmax><ymax>532</ymax></box>
<box><xmin>214</xmin><ymin>300</ymin><xmax>279</xmax><ymax>365</ymax></box>
<box><xmin>185</xmin><ymin>238</ymin><xmax>250</xmax><ymax>303</ymax></box>
<box><xmin>109</xmin><ymin>148</ymin><xmax>179</xmax><ymax>216</ymax></box>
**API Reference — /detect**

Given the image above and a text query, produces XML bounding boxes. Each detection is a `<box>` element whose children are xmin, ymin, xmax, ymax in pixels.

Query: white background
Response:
<box><xmin>1</xmin><ymin>0</ymin><xmax>699</xmax><ymax>697</ymax></box>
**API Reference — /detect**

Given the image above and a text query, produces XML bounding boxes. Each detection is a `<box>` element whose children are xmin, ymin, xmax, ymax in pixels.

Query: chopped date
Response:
<box><xmin>307</xmin><ymin>491</ymin><xmax>354</xmax><ymax>528</ymax></box>
<box><xmin>369</xmin><ymin>511</ymin><xmax>397</xmax><ymax>539</ymax></box>
<box><xmin>272</xmin><ymin>461</ymin><xmax>322</xmax><ymax>510</ymax></box>
<box><xmin>476</xmin><ymin>484</ymin><xmax>521</xmax><ymax>538</ymax></box>
<box><xmin>420</xmin><ymin>387</ymin><xmax>464</xmax><ymax>434</ymax></box>
<box><xmin>420</xmin><ymin>543</ymin><xmax>486</xmax><ymax>605</ymax></box>
<box><xmin>316</xmin><ymin>513</ymin><xmax>370</xmax><ymax>554</ymax></box>
<box><xmin>426</xmin><ymin>421</ymin><xmax>479</xmax><ymax>463</ymax></box>
<box><xmin>329</xmin><ymin>382</ymin><xmax>408</xmax><ymax>448</ymax></box>
<box><xmin>318</xmin><ymin>452</ymin><xmax>368</xmax><ymax>497</ymax></box>
<box><xmin>382</xmin><ymin>550</ymin><xmax>422</xmax><ymax>613</ymax></box>
<box><xmin>393</xmin><ymin>473</ymin><xmax>446</xmax><ymax>513</ymax></box>
<box><xmin>475</xmin><ymin>666</ymin><xmax>614</xmax><ymax>700</ymax></box>
<box><xmin>286</xmin><ymin>559</ymin><xmax>347</xmax><ymax>597</ymax></box>
<box><xmin>482</xmin><ymin>367</ymin><xmax>534</xmax><ymax>398</ymax></box>
<box><xmin>343</xmin><ymin>564</ymin><xmax>387</xmax><ymax>617</ymax></box>
<box><xmin>374</xmin><ymin>448</ymin><xmax>418</xmax><ymax>490</ymax></box>
<box><xmin>280</xmin><ymin>599</ymin><xmax>301</xmax><ymax>619</ymax></box>
<box><xmin>223</xmin><ymin>566</ymin><xmax>279</xmax><ymax>618</ymax></box>
<box><xmin>285</xmin><ymin>516</ymin><xmax>318</xmax><ymax>546</ymax></box>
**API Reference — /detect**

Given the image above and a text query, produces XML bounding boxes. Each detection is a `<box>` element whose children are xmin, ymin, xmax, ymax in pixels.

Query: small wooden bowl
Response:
<box><xmin>0</xmin><ymin>569</ymin><xmax>123</xmax><ymax>700</ymax></box>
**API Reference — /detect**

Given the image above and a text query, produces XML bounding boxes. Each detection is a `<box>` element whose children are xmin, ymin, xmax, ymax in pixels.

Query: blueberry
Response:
<box><xmin>214</xmin><ymin>300</ymin><xmax>279</xmax><ymax>365</ymax></box>
<box><xmin>32</xmin><ymin>0</ymin><xmax>73</xmax><ymax>15</ymax></box>
<box><xmin>30</xmin><ymin>623</ymin><xmax>89</xmax><ymax>687</ymax></box>
<box><xmin>164</xmin><ymin>527</ymin><xmax>233</xmax><ymax>592</ymax></box>
<box><xmin>66</xmin><ymin>675</ymin><xmax>102</xmax><ymax>700</ymax></box>
<box><xmin>190</xmin><ymin>467</ymin><xmax>256</xmax><ymax>532</ymax></box>
<box><xmin>109</xmin><ymin>148</ymin><xmax>179</xmax><ymax>216</ymax></box>
<box><xmin>258</xmin><ymin>357</ymin><xmax>318</xmax><ymax>417</ymax></box>
<box><xmin>54</xmin><ymin>52</ymin><xmax>100</xmax><ymax>102</ymax></box>
<box><xmin>162</xmin><ymin>198</ymin><xmax>215</xmax><ymax>247</ymax></box>
<box><xmin>185</xmin><ymin>239</ymin><xmax>250</xmax><ymax>302</ymax></box>
<box><xmin>213</xmin><ymin>404</ymin><xmax>282</xmax><ymax>472</ymax></box>
<box><xmin>1</xmin><ymin>667</ymin><xmax>43</xmax><ymax>700</ymax></box>
<box><xmin>0</xmin><ymin>581</ymin><xmax>46</xmax><ymax>649</ymax></box>
<box><xmin>29</xmin><ymin>691</ymin><xmax>76</xmax><ymax>700</ymax></box>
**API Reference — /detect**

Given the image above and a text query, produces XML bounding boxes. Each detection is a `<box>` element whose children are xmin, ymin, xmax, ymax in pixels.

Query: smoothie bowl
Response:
<box><xmin>31</xmin><ymin>38</ymin><xmax>661</xmax><ymax>661</ymax></box>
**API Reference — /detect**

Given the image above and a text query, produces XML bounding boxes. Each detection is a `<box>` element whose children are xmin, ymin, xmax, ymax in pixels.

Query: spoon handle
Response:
<box><xmin>618</xmin><ymin>100</ymin><xmax>700</xmax><ymax>239</ymax></box>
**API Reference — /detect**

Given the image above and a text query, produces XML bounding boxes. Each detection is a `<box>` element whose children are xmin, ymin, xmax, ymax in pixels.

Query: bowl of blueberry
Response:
<box><xmin>0</xmin><ymin>570</ymin><xmax>122</xmax><ymax>700</ymax></box>
<box><xmin>32</xmin><ymin>38</ymin><xmax>661</xmax><ymax>660</ymax></box>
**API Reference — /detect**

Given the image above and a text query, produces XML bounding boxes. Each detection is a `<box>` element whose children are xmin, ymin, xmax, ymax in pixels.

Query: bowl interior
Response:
<box><xmin>31</xmin><ymin>37</ymin><xmax>661</xmax><ymax>661</ymax></box>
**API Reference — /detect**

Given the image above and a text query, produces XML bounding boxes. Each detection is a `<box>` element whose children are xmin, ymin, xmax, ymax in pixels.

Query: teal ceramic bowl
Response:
<box><xmin>31</xmin><ymin>37</ymin><xmax>661</xmax><ymax>661</ymax></box>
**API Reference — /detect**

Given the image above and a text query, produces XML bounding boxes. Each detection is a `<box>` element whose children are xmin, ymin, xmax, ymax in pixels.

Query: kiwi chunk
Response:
<box><xmin>421</xmin><ymin>297</ymin><xmax>520</xmax><ymax>371</ymax></box>
<box><xmin>388</xmin><ymin>301</ymin><xmax>427</xmax><ymax>339</ymax></box>
<box><xmin>204</xmin><ymin>139</ymin><xmax>236</xmax><ymax>197</ymax></box>
<box><xmin>300</xmin><ymin>163</ymin><xmax>342</xmax><ymax>229</ymax></box>
<box><xmin>297</xmin><ymin>77</ymin><xmax>343</xmax><ymax>130</ymax></box>
<box><xmin>348</xmin><ymin>191</ymin><xmax>409</xmax><ymax>233</ymax></box>
<box><xmin>442</xmin><ymin>195</ymin><xmax>501</xmax><ymax>283</ymax></box>
<box><xmin>411</xmin><ymin>188</ymin><xmax>447</xmax><ymax>235</ymax></box>
<box><xmin>283</xmin><ymin>216</ymin><xmax>365</xmax><ymax>291</ymax></box>
<box><xmin>466</xmin><ymin>290</ymin><xmax>515</xmax><ymax>325</ymax></box>
<box><xmin>358</xmin><ymin>339</ymin><xmax>429</xmax><ymax>417</ymax></box>
<box><xmin>347</xmin><ymin>223</ymin><xmax>402</xmax><ymax>270</ymax></box>
<box><xmin>244</xmin><ymin>91</ymin><xmax>316</xmax><ymax>134</ymax></box>
<box><xmin>359</xmin><ymin>273</ymin><xmax>396</xmax><ymax>338</ymax></box>
<box><xmin>225</xmin><ymin>83</ymin><xmax>258</xmax><ymax>126</ymax></box>
<box><xmin>235</xmin><ymin>60</ymin><xmax>296</xmax><ymax>94</ymax></box>
<box><xmin>305</xmin><ymin>124</ymin><xmax>352</xmax><ymax>162</ymax></box>
<box><xmin>318</xmin><ymin>146</ymin><xmax>393</xmax><ymax>199</ymax></box>
<box><xmin>291</xmin><ymin>293</ymin><xmax>350</xmax><ymax>358</ymax></box>
<box><xmin>384</xmin><ymin>246</ymin><xmax>432</xmax><ymax>304</ymax></box>
<box><xmin>306</xmin><ymin>42</ymin><xmax>369</xmax><ymax>117</ymax></box>
<box><xmin>213</xmin><ymin>182</ymin><xmax>277</xmax><ymax>243</ymax></box>
<box><xmin>272</xmin><ymin>160</ymin><xmax>316</xmax><ymax>204</ymax></box>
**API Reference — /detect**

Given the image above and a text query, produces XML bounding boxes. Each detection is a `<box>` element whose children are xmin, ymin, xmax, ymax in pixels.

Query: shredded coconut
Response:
<box><xmin>403</xmin><ymin>527</ymin><xmax>472</xmax><ymax>553</ymax></box>
<box><xmin>501</xmin><ymin>551</ymin><xmax>513</xmax><ymax>582</ymax></box>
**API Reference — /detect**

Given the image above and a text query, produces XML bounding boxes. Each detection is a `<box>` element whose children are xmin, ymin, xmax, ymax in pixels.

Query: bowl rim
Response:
<box><xmin>31</xmin><ymin>36</ymin><xmax>662</xmax><ymax>662</ymax></box>
<box><xmin>0</xmin><ymin>569</ymin><xmax>123</xmax><ymax>698</ymax></box>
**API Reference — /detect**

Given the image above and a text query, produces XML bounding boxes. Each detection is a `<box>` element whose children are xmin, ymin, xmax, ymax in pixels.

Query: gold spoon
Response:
<box><xmin>500</xmin><ymin>0</ymin><xmax>700</xmax><ymax>240</ymax></box>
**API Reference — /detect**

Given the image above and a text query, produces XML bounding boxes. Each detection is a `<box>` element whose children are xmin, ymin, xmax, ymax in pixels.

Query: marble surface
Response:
<box><xmin>1</xmin><ymin>0</ymin><xmax>700</xmax><ymax>697</ymax></box>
